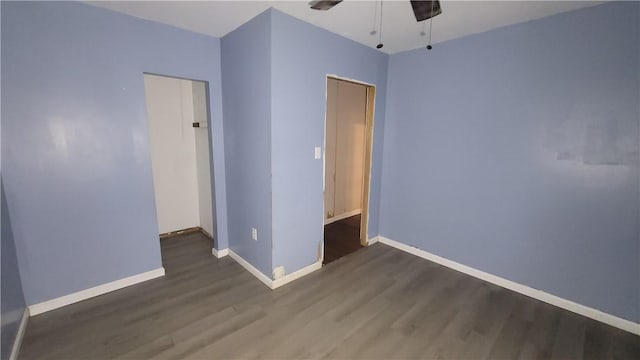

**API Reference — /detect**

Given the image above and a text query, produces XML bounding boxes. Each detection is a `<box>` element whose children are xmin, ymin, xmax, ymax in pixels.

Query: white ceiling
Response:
<box><xmin>87</xmin><ymin>1</ymin><xmax>602</xmax><ymax>54</ymax></box>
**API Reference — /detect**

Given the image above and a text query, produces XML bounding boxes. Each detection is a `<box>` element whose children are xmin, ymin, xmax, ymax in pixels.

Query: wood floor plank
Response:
<box><xmin>18</xmin><ymin>233</ymin><xmax>640</xmax><ymax>360</ymax></box>
<box><xmin>551</xmin><ymin>313</ymin><xmax>587</xmax><ymax>359</ymax></box>
<box><xmin>518</xmin><ymin>303</ymin><xmax>562</xmax><ymax>359</ymax></box>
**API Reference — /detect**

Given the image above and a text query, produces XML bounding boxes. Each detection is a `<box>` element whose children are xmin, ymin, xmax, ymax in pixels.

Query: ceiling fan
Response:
<box><xmin>310</xmin><ymin>0</ymin><xmax>441</xmax><ymax>21</ymax></box>
<box><xmin>309</xmin><ymin>0</ymin><xmax>442</xmax><ymax>50</ymax></box>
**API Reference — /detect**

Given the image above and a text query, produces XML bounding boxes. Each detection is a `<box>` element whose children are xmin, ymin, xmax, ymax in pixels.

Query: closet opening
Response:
<box><xmin>323</xmin><ymin>76</ymin><xmax>375</xmax><ymax>265</ymax></box>
<box><xmin>143</xmin><ymin>73</ymin><xmax>217</xmax><ymax>259</ymax></box>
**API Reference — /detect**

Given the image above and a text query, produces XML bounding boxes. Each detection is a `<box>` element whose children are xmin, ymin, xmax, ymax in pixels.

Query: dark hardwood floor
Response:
<box><xmin>323</xmin><ymin>214</ymin><xmax>363</xmax><ymax>264</ymax></box>
<box><xmin>19</xmin><ymin>232</ymin><xmax>639</xmax><ymax>359</ymax></box>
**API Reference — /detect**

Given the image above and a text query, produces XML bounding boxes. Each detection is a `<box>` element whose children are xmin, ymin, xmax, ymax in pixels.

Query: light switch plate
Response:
<box><xmin>314</xmin><ymin>146</ymin><xmax>322</xmax><ymax>159</ymax></box>
<box><xmin>251</xmin><ymin>228</ymin><xmax>258</xmax><ymax>241</ymax></box>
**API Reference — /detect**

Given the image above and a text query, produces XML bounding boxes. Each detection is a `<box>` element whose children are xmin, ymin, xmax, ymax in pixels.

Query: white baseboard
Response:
<box><xmin>272</xmin><ymin>260</ymin><xmax>322</xmax><ymax>289</ymax></box>
<box><xmin>228</xmin><ymin>250</ymin><xmax>273</xmax><ymax>288</ymax></box>
<box><xmin>9</xmin><ymin>308</ymin><xmax>29</xmax><ymax>360</ymax></box>
<box><xmin>324</xmin><ymin>209</ymin><xmax>361</xmax><ymax>225</ymax></box>
<box><xmin>366</xmin><ymin>236</ymin><xmax>379</xmax><ymax>246</ymax></box>
<box><xmin>212</xmin><ymin>247</ymin><xmax>229</xmax><ymax>258</ymax></box>
<box><xmin>228</xmin><ymin>250</ymin><xmax>322</xmax><ymax>290</ymax></box>
<box><xmin>28</xmin><ymin>267</ymin><xmax>166</xmax><ymax>316</ymax></box>
<box><xmin>377</xmin><ymin>236</ymin><xmax>640</xmax><ymax>335</ymax></box>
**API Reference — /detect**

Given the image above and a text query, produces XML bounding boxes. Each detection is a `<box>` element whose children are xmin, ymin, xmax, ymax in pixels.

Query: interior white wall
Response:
<box><xmin>324</xmin><ymin>78</ymin><xmax>367</xmax><ymax>223</ymax></box>
<box><xmin>192</xmin><ymin>81</ymin><xmax>216</xmax><ymax>238</ymax></box>
<box><xmin>144</xmin><ymin>74</ymin><xmax>200</xmax><ymax>234</ymax></box>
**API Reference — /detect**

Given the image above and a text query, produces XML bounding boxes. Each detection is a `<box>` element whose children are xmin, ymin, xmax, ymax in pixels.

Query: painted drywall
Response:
<box><xmin>221</xmin><ymin>10</ymin><xmax>273</xmax><ymax>276</ymax></box>
<box><xmin>271</xmin><ymin>9</ymin><xmax>388</xmax><ymax>274</ymax></box>
<box><xmin>193</xmin><ymin>81</ymin><xmax>216</xmax><ymax>238</ymax></box>
<box><xmin>380</xmin><ymin>1</ymin><xmax>640</xmax><ymax>322</ymax></box>
<box><xmin>324</xmin><ymin>78</ymin><xmax>367</xmax><ymax>222</ymax></box>
<box><xmin>1</xmin><ymin>180</ymin><xmax>27</xmax><ymax>360</ymax></box>
<box><xmin>144</xmin><ymin>75</ymin><xmax>200</xmax><ymax>234</ymax></box>
<box><xmin>1</xmin><ymin>1</ymin><xmax>228</xmax><ymax>305</ymax></box>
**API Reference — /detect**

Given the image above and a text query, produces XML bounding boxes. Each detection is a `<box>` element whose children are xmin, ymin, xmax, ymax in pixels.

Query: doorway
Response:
<box><xmin>323</xmin><ymin>76</ymin><xmax>375</xmax><ymax>264</ymax></box>
<box><xmin>143</xmin><ymin>74</ymin><xmax>216</xmax><ymax>253</ymax></box>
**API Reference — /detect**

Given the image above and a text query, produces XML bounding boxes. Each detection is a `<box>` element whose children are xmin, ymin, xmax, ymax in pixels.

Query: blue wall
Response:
<box><xmin>381</xmin><ymin>2</ymin><xmax>639</xmax><ymax>322</ymax></box>
<box><xmin>1</xmin><ymin>1</ymin><xmax>229</xmax><ymax>305</ymax></box>
<box><xmin>271</xmin><ymin>10</ymin><xmax>388</xmax><ymax>274</ymax></box>
<box><xmin>221</xmin><ymin>10</ymin><xmax>273</xmax><ymax>276</ymax></box>
<box><xmin>1</xmin><ymin>180</ymin><xmax>27</xmax><ymax>360</ymax></box>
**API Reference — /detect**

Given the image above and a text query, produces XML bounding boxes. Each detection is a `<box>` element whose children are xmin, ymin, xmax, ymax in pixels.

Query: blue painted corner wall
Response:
<box><xmin>380</xmin><ymin>1</ymin><xmax>640</xmax><ymax>322</ymax></box>
<box><xmin>221</xmin><ymin>10</ymin><xmax>273</xmax><ymax>276</ymax></box>
<box><xmin>221</xmin><ymin>8</ymin><xmax>389</xmax><ymax>277</ymax></box>
<box><xmin>1</xmin><ymin>1</ymin><xmax>229</xmax><ymax>305</ymax></box>
<box><xmin>270</xmin><ymin>9</ymin><xmax>388</xmax><ymax>274</ymax></box>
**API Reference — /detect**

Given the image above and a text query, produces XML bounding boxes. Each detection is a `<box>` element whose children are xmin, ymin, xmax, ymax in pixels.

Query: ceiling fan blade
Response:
<box><xmin>410</xmin><ymin>0</ymin><xmax>442</xmax><ymax>22</ymax></box>
<box><xmin>309</xmin><ymin>0</ymin><xmax>343</xmax><ymax>11</ymax></box>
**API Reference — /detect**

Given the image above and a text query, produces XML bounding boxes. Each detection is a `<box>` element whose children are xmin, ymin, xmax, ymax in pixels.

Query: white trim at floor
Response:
<box><xmin>28</xmin><ymin>267</ymin><xmax>165</xmax><ymax>316</ymax></box>
<box><xmin>212</xmin><ymin>247</ymin><xmax>229</xmax><ymax>258</ymax></box>
<box><xmin>228</xmin><ymin>250</ymin><xmax>273</xmax><ymax>288</ymax></box>
<box><xmin>377</xmin><ymin>236</ymin><xmax>640</xmax><ymax>335</ymax></box>
<box><xmin>272</xmin><ymin>261</ymin><xmax>322</xmax><ymax>289</ymax></box>
<box><xmin>324</xmin><ymin>209</ymin><xmax>361</xmax><ymax>225</ymax></box>
<box><xmin>366</xmin><ymin>236</ymin><xmax>379</xmax><ymax>246</ymax></box>
<box><xmin>228</xmin><ymin>249</ymin><xmax>322</xmax><ymax>290</ymax></box>
<box><xmin>9</xmin><ymin>308</ymin><xmax>29</xmax><ymax>360</ymax></box>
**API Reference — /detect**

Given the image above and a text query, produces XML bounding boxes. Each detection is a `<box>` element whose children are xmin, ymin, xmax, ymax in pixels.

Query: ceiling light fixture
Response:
<box><xmin>376</xmin><ymin>0</ymin><xmax>384</xmax><ymax>49</ymax></box>
<box><xmin>426</xmin><ymin>0</ymin><xmax>435</xmax><ymax>50</ymax></box>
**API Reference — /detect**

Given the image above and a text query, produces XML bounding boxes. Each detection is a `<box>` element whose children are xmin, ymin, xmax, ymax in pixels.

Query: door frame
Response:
<box><xmin>142</xmin><ymin>72</ymin><xmax>217</xmax><ymax>245</ymax></box>
<box><xmin>323</xmin><ymin>74</ymin><xmax>376</xmax><ymax>248</ymax></box>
